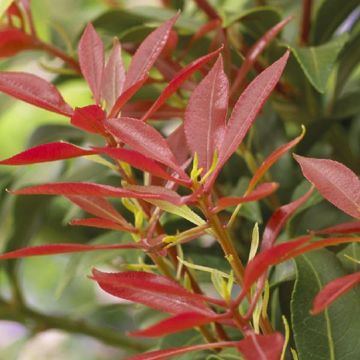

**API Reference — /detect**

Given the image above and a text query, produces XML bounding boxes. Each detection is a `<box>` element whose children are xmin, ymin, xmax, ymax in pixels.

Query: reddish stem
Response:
<box><xmin>300</xmin><ymin>0</ymin><xmax>313</xmax><ymax>45</ymax></box>
<box><xmin>194</xmin><ymin>0</ymin><xmax>221</xmax><ymax>20</ymax></box>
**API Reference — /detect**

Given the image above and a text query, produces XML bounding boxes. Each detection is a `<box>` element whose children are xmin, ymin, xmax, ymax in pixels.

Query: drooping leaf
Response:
<box><xmin>0</xmin><ymin>72</ymin><xmax>73</xmax><ymax>116</ymax></box>
<box><xmin>0</xmin><ymin>142</ymin><xmax>96</xmax><ymax>165</ymax></box>
<box><xmin>141</xmin><ymin>47</ymin><xmax>223</xmax><ymax>121</ymax></box>
<box><xmin>124</xmin><ymin>13</ymin><xmax>179</xmax><ymax>91</ymax></box>
<box><xmin>91</xmin><ymin>269</ymin><xmax>213</xmax><ymax>315</ymax></box>
<box><xmin>294</xmin><ymin>155</ymin><xmax>360</xmax><ymax>219</ymax></box>
<box><xmin>0</xmin><ymin>242</ymin><xmax>139</xmax><ymax>260</ymax></box>
<box><xmin>184</xmin><ymin>56</ymin><xmax>228</xmax><ymax>172</ymax></box>
<box><xmin>78</xmin><ymin>23</ymin><xmax>105</xmax><ymax>104</ymax></box>
<box><xmin>104</xmin><ymin>117</ymin><xmax>185</xmax><ymax>177</ymax></box>
<box><xmin>237</xmin><ymin>332</ymin><xmax>284</xmax><ymax>360</ymax></box>
<box><xmin>101</xmin><ymin>39</ymin><xmax>125</xmax><ymax>110</ymax></box>
<box><xmin>214</xmin><ymin>182</ymin><xmax>279</xmax><ymax>212</ymax></box>
<box><xmin>71</xmin><ymin>104</ymin><xmax>107</xmax><ymax>135</ymax></box>
<box><xmin>130</xmin><ymin>312</ymin><xmax>222</xmax><ymax>337</ymax></box>
<box><xmin>312</xmin><ymin>271</ymin><xmax>360</xmax><ymax>315</ymax></box>
<box><xmin>11</xmin><ymin>182</ymin><xmax>182</xmax><ymax>204</ymax></box>
<box><xmin>291</xmin><ymin>35</ymin><xmax>349</xmax><ymax>93</ymax></box>
<box><xmin>0</xmin><ymin>29</ymin><xmax>36</xmax><ymax>58</ymax></box>
<box><xmin>292</xmin><ymin>250</ymin><xmax>360</xmax><ymax>359</ymax></box>
<box><xmin>209</xmin><ymin>51</ymin><xmax>290</xmax><ymax>186</ymax></box>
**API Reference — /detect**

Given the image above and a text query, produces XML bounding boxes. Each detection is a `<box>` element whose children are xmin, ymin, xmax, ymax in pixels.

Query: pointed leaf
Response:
<box><xmin>69</xmin><ymin>217</ymin><xmax>135</xmax><ymax>232</ymax></box>
<box><xmin>141</xmin><ymin>47</ymin><xmax>223</xmax><ymax>121</ymax></box>
<box><xmin>184</xmin><ymin>56</ymin><xmax>228</xmax><ymax>172</ymax></box>
<box><xmin>104</xmin><ymin>117</ymin><xmax>184</xmax><ymax>176</ymax></box>
<box><xmin>71</xmin><ymin>105</ymin><xmax>106</xmax><ymax>135</ymax></box>
<box><xmin>0</xmin><ymin>242</ymin><xmax>139</xmax><ymax>260</ymax></box>
<box><xmin>312</xmin><ymin>272</ymin><xmax>360</xmax><ymax>315</ymax></box>
<box><xmin>124</xmin><ymin>13</ymin><xmax>178</xmax><ymax>91</ymax></box>
<box><xmin>11</xmin><ymin>182</ymin><xmax>182</xmax><ymax>204</ymax></box>
<box><xmin>91</xmin><ymin>269</ymin><xmax>212</xmax><ymax>315</ymax></box>
<box><xmin>294</xmin><ymin>155</ymin><xmax>360</xmax><ymax>219</ymax></box>
<box><xmin>291</xmin><ymin>35</ymin><xmax>349</xmax><ymax>93</ymax></box>
<box><xmin>0</xmin><ymin>29</ymin><xmax>36</xmax><ymax>58</ymax></box>
<box><xmin>123</xmin><ymin>101</ymin><xmax>183</xmax><ymax>120</ymax></box>
<box><xmin>130</xmin><ymin>312</ymin><xmax>222</xmax><ymax>337</ymax></box>
<box><xmin>167</xmin><ymin>124</ymin><xmax>189</xmax><ymax>166</ymax></box>
<box><xmin>315</xmin><ymin>221</ymin><xmax>360</xmax><ymax>235</ymax></box>
<box><xmin>0</xmin><ymin>142</ymin><xmax>96</xmax><ymax>165</ymax></box>
<box><xmin>0</xmin><ymin>72</ymin><xmax>73</xmax><ymax>116</ymax></box>
<box><xmin>78</xmin><ymin>23</ymin><xmax>104</xmax><ymax>104</ymax></box>
<box><xmin>237</xmin><ymin>332</ymin><xmax>284</xmax><ymax>360</ymax></box>
<box><xmin>101</xmin><ymin>39</ymin><xmax>125</xmax><ymax>110</ymax></box>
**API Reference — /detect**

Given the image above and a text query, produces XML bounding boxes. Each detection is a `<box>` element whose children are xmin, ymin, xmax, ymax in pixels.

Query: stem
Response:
<box><xmin>0</xmin><ymin>298</ymin><xmax>147</xmax><ymax>352</ymax></box>
<box><xmin>300</xmin><ymin>0</ymin><xmax>313</xmax><ymax>45</ymax></box>
<box><xmin>193</xmin><ymin>0</ymin><xmax>221</xmax><ymax>20</ymax></box>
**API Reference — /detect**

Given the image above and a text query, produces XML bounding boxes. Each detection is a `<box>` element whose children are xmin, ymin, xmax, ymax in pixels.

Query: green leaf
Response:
<box><xmin>331</xmin><ymin>90</ymin><xmax>360</xmax><ymax>119</ymax></box>
<box><xmin>311</xmin><ymin>0</ymin><xmax>359</xmax><ymax>44</ymax></box>
<box><xmin>291</xmin><ymin>35</ymin><xmax>349</xmax><ymax>93</ymax></box>
<box><xmin>291</xmin><ymin>249</ymin><xmax>360</xmax><ymax>360</ymax></box>
<box><xmin>0</xmin><ymin>0</ymin><xmax>12</xmax><ymax>18</ymax></box>
<box><xmin>337</xmin><ymin>243</ymin><xmax>360</xmax><ymax>273</ymax></box>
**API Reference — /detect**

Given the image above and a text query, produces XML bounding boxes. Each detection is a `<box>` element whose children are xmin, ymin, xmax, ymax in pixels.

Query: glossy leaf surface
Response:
<box><xmin>71</xmin><ymin>105</ymin><xmax>106</xmax><ymax>134</ymax></box>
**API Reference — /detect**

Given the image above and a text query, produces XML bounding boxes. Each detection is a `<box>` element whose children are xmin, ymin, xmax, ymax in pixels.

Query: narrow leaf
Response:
<box><xmin>294</xmin><ymin>155</ymin><xmax>360</xmax><ymax>219</ymax></box>
<box><xmin>104</xmin><ymin>117</ymin><xmax>185</xmax><ymax>176</ymax></box>
<box><xmin>0</xmin><ymin>243</ymin><xmax>139</xmax><ymax>260</ymax></box>
<box><xmin>0</xmin><ymin>72</ymin><xmax>73</xmax><ymax>116</ymax></box>
<box><xmin>214</xmin><ymin>182</ymin><xmax>279</xmax><ymax>212</ymax></box>
<box><xmin>78</xmin><ymin>23</ymin><xmax>104</xmax><ymax>104</ymax></box>
<box><xmin>124</xmin><ymin>13</ymin><xmax>179</xmax><ymax>91</ymax></box>
<box><xmin>101</xmin><ymin>39</ymin><xmax>125</xmax><ymax>110</ymax></box>
<box><xmin>123</xmin><ymin>101</ymin><xmax>183</xmax><ymax>120</ymax></box>
<box><xmin>69</xmin><ymin>217</ymin><xmax>135</xmax><ymax>232</ymax></box>
<box><xmin>184</xmin><ymin>56</ymin><xmax>228</xmax><ymax>172</ymax></box>
<box><xmin>141</xmin><ymin>47</ymin><xmax>222</xmax><ymax>121</ymax></box>
<box><xmin>315</xmin><ymin>221</ymin><xmax>360</xmax><ymax>235</ymax></box>
<box><xmin>91</xmin><ymin>269</ymin><xmax>212</xmax><ymax>315</ymax></box>
<box><xmin>71</xmin><ymin>104</ymin><xmax>107</xmax><ymax>135</ymax></box>
<box><xmin>312</xmin><ymin>272</ymin><xmax>360</xmax><ymax>315</ymax></box>
<box><xmin>130</xmin><ymin>312</ymin><xmax>222</xmax><ymax>337</ymax></box>
<box><xmin>0</xmin><ymin>142</ymin><xmax>95</xmax><ymax>165</ymax></box>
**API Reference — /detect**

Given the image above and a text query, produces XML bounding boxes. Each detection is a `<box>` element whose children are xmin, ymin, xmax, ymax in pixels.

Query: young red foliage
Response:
<box><xmin>0</xmin><ymin>72</ymin><xmax>73</xmax><ymax>116</ymax></box>
<box><xmin>91</xmin><ymin>269</ymin><xmax>214</xmax><ymax>315</ymax></box>
<box><xmin>314</xmin><ymin>221</ymin><xmax>360</xmax><ymax>235</ymax></box>
<box><xmin>78</xmin><ymin>23</ymin><xmax>104</xmax><ymax>105</ymax></box>
<box><xmin>71</xmin><ymin>105</ymin><xmax>107</xmax><ymax>135</ymax></box>
<box><xmin>0</xmin><ymin>142</ymin><xmax>96</xmax><ymax>165</ymax></box>
<box><xmin>0</xmin><ymin>29</ymin><xmax>36</xmax><ymax>58</ymax></box>
<box><xmin>129</xmin><ymin>311</ymin><xmax>224</xmax><ymax>337</ymax></box>
<box><xmin>294</xmin><ymin>155</ymin><xmax>360</xmax><ymax>219</ymax></box>
<box><xmin>311</xmin><ymin>272</ymin><xmax>360</xmax><ymax>314</ymax></box>
<box><xmin>184</xmin><ymin>55</ymin><xmax>228</xmax><ymax>172</ymax></box>
<box><xmin>0</xmin><ymin>243</ymin><xmax>140</xmax><ymax>260</ymax></box>
<box><xmin>69</xmin><ymin>217</ymin><xmax>136</xmax><ymax>232</ymax></box>
<box><xmin>101</xmin><ymin>39</ymin><xmax>125</xmax><ymax>110</ymax></box>
<box><xmin>213</xmin><ymin>182</ymin><xmax>279</xmax><ymax>212</ymax></box>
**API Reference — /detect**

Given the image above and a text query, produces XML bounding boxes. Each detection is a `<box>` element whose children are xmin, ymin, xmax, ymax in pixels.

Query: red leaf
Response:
<box><xmin>214</xmin><ymin>182</ymin><xmax>279</xmax><ymax>212</ymax></box>
<box><xmin>315</xmin><ymin>221</ymin><xmax>360</xmax><ymax>235</ymax></box>
<box><xmin>184</xmin><ymin>56</ymin><xmax>228</xmax><ymax>172</ymax></box>
<box><xmin>104</xmin><ymin>117</ymin><xmax>185</xmax><ymax>177</ymax></box>
<box><xmin>0</xmin><ymin>142</ymin><xmax>95</xmax><ymax>165</ymax></box>
<box><xmin>242</xmin><ymin>235</ymin><xmax>312</xmax><ymax>295</ymax></box>
<box><xmin>93</xmin><ymin>147</ymin><xmax>186</xmax><ymax>185</ymax></box>
<box><xmin>126</xmin><ymin>341</ymin><xmax>243</xmax><ymax>360</ymax></box>
<box><xmin>0</xmin><ymin>72</ymin><xmax>73</xmax><ymax>116</ymax></box>
<box><xmin>140</xmin><ymin>47</ymin><xmax>223</xmax><ymax>121</ymax></box>
<box><xmin>66</xmin><ymin>195</ymin><xmax>129</xmax><ymax>225</ymax></box>
<box><xmin>0</xmin><ymin>243</ymin><xmax>139</xmax><ymax>260</ymax></box>
<box><xmin>11</xmin><ymin>182</ymin><xmax>182</xmax><ymax>204</ymax></box>
<box><xmin>167</xmin><ymin>124</ymin><xmax>190</xmax><ymax>166</ymax></box>
<box><xmin>124</xmin><ymin>184</ymin><xmax>182</xmax><ymax>204</ymax></box>
<box><xmin>78</xmin><ymin>23</ymin><xmax>104</xmax><ymax>104</ymax></box>
<box><xmin>248</xmin><ymin>126</ymin><xmax>305</xmax><ymax>191</ymax></box>
<box><xmin>210</xmin><ymin>51</ymin><xmax>290</xmax><ymax>184</ymax></box>
<box><xmin>69</xmin><ymin>217</ymin><xmax>135</xmax><ymax>232</ymax></box>
<box><xmin>261</xmin><ymin>186</ymin><xmax>314</xmax><ymax>251</ymax></box>
<box><xmin>130</xmin><ymin>312</ymin><xmax>222</xmax><ymax>337</ymax></box>
<box><xmin>91</xmin><ymin>269</ymin><xmax>213</xmax><ymax>315</ymax></box>
<box><xmin>101</xmin><ymin>39</ymin><xmax>125</xmax><ymax>110</ymax></box>
<box><xmin>71</xmin><ymin>105</ymin><xmax>106</xmax><ymax>135</ymax></box>
<box><xmin>124</xmin><ymin>13</ymin><xmax>179</xmax><ymax>92</ymax></box>
<box><xmin>312</xmin><ymin>272</ymin><xmax>360</xmax><ymax>314</ymax></box>
<box><xmin>237</xmin><ymin>332</ymin><xmax>284</xmax><ymax>360</ymax></box>
<box><xmin>294</xmin><ymin>155</ymin><xmax>360</xmax><ymax>219</ymax></box>
<box><xmin>0</xmin><ymin>29</ymin><xmax>36</xmax><ymax>58</ymax></box>
<box><xmin>123</xmin><ymin>101</ymin><xmax>183</xmax><ymax>120</ymax></box>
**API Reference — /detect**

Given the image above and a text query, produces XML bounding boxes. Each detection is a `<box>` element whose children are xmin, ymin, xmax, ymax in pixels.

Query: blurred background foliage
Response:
<box><xmin>0</xmin><ymin>0</ymin><xmax>359</xmax><ymax>359</ymax></box>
